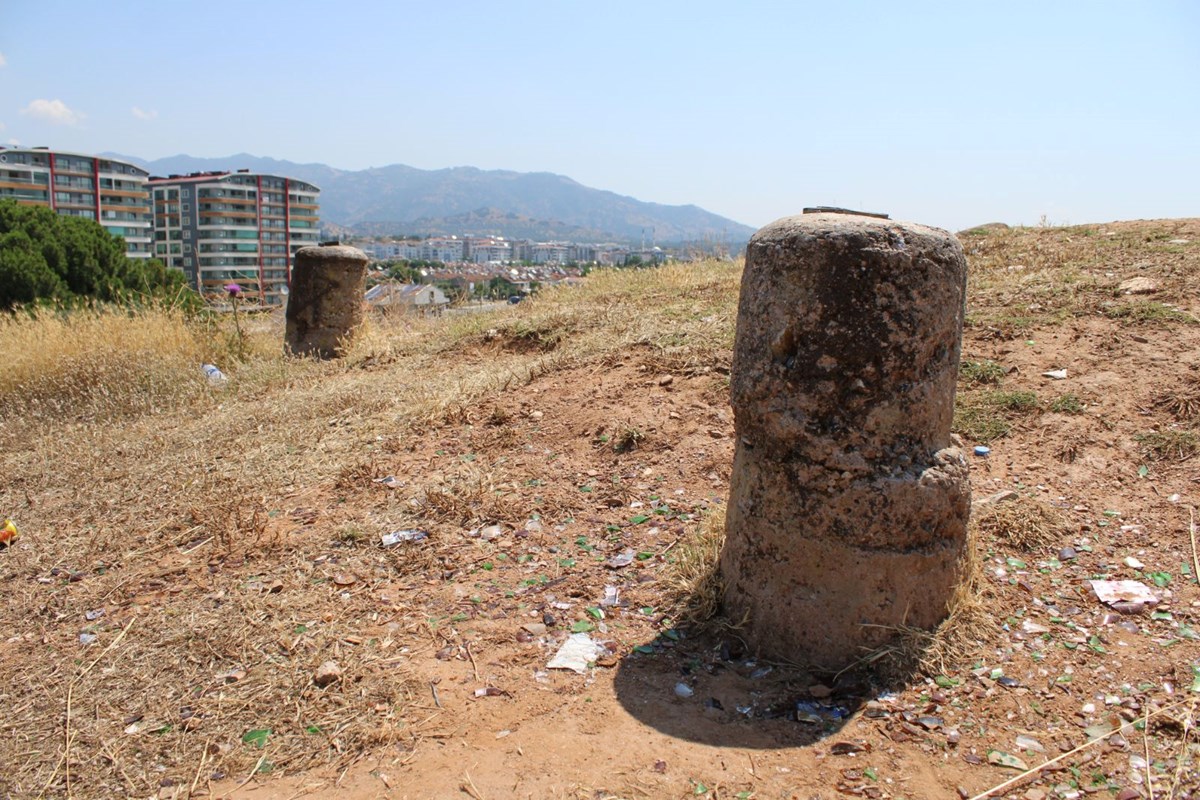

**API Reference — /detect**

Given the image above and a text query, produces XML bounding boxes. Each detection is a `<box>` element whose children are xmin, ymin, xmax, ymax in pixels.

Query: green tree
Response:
<box><xmin>0</xmin><ymin>199</ymin><xmax>190</xmax><ymax>308</ymax></box>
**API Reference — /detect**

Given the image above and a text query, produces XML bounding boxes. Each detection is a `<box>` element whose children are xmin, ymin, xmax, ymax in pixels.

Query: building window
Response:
<box><xmin>182</xmin><ymin>230</ymin><xmax>191</xmax><ymax>239</ymax></box>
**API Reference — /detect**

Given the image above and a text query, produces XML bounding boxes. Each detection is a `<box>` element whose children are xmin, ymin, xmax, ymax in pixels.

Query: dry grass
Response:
<box><xmin>0</xmin><ymin>260</ymin><xmax>743</xmax><ymax>797</ymax></box>
<box><xmin>664</xmin><ymin>508</ymin><xmax>728</xmax><ymax>628</ymax></box>
<box><xmin>973</xmin><ymin>494</ymin><xmax>1071</xmax><ymax>551</ymax></box>
<box><xmin>1</xmin><ymin>306</ymin><xmax>214</xmax><ymax>424</ymax></box>
<box><xmin>959</xmin><ymin>220</ymin><xmax>1199</xmax><ymax>333</ymax></box>
<box><xmin>855</xmin><ymin>539</ymin><xmax>991</xmax><ymax>684</ymax></box>
<box><xmin>1152</xmin><ymin>375</ymin><xmax>1200</xmax><ymax>422</ymax></box>
<box><xmin>1136</xmin><ymin>429</ymin><xmax>1200</xmax><ymax>461</ymax></box>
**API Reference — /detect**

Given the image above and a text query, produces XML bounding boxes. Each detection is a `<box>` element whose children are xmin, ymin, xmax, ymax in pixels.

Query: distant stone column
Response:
<box><xmin>285</xmin><ymin>244</ymin><xmax>369</xmax><ymax>359</ymax></box>
<box><xmin>719</xmin><ymin>211</ymin><xmax>970</xmax><ymax>671</ymax></box>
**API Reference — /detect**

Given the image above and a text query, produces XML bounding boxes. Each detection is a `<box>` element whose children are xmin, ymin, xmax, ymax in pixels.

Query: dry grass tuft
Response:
<box><xmin>973</xmin><ymin>494</ymin><xmax>1071</xmax><ymax>551</ymax></box>
<box><xmin>1152</xmin><ymin>375</ymin><xmax>1200</xmax><ymax>422</ymax></box>
<box><xmin>856</xmin><ymin>539</ymin><xmax>992</xmax><ymax>683</ymax></box>
<box><xmin>664</xmin><ymin>507</ymin><xmax>729</xmax><ymax>628</ymax></box>
<box><xmin>1136</xmin><ymin>429</ymin><xmax>1200</xmax><ymax>461</ymax></box>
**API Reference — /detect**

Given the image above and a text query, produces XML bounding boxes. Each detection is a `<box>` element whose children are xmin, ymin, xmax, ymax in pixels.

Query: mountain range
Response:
<box><xmin>110</xmin><ymin>153</ymin><xmax>755</xmax><ymax>246</ymax></box>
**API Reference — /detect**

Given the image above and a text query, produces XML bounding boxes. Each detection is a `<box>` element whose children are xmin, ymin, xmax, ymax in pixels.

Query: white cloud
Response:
<box><xmin>6</xmin><ymin>138</ymin><xmax>19</xmax><ymax>146</ymax></box>
<box><xmin>20</xmin><ymin>98</ymin><xmax>84</xmax><ymax>126</ymax></box>
<box><xmin>131</xmin><ymin>106</ymin><xmax>158</xmax><ymax>121</ymax></box>
<box><xmin>0</xmin><ymin>52</ymin><xmax>7</xmax><ymax>67</ymax></box>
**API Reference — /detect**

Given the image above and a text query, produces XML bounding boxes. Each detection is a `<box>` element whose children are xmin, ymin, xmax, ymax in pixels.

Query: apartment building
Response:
<box><xmin>0</xmin><ymin>147</ymin><xmax>153</xmax><ymax>258</ymax></box>
<box><xmin>149</xmin><ymin>170</ymin><xmax>320</xmax><ymax>305</ymax></box>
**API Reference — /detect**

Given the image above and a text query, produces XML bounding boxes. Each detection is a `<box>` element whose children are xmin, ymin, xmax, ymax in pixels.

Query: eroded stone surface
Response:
<box><xmin>720</xmin><ymin>213</ymin><xmax>970</xmax><ymax>670</ymax></box>
<box><xmin>285</xmin><ymin>244</ymin><xmax>369</xmax><ymax>359</ymax></box>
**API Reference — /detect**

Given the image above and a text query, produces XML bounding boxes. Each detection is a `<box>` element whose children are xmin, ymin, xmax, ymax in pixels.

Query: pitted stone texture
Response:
<box><xmin>285</xmin><ymin>245</ymin><xmax>369</xmax><ymax>359</ymax></box>
<box><xmin>719</xmin><ymin>213</ymin><xmax>970</xmax><ymax>670</ymax></box>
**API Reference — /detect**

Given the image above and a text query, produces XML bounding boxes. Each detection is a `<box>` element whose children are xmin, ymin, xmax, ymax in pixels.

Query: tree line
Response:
<box><xmin>0</xmin><ymin>199</ymin><xmax>189</xmax><ymax>309</ymax></box>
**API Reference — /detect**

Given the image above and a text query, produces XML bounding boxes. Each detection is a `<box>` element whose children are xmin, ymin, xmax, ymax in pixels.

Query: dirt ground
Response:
<box><xmin>2</xmin><ymin>219</ymin><xmax>1198</xmax><ymax>799</ymax></box>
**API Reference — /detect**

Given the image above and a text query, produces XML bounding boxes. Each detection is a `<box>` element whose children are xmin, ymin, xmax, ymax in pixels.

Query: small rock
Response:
<box><xmin>1118</xmin><ymin>276</ymin><xmax>1159</xmax><ymax>295</ymax></box>
<box><xmin>1022</xmin><ymin>789</ymin><xmax>1047</xmax><ymax>800</ymax></box>
<box><xmin>657</xmin><ymin>375</ymin><xmax>675</xmax><ymax>386</ymax></box>
<box><xmin>674</xmin><ymin>682</ymin><xmax>694</xmax><ymax>698</ymax></box>
<box><xmin>975</xmin><ymin>489</ymin><xmax>1018</xmax><ymax>507</ymax></box>
<box><xmin>1058</xmin><ymin>546</ymin><xmax>1077</xmax><ymax>561</ymax></box>
<box><xmin>313</xmin><ymin>661</ymin><xmax>342</xmax><ymax>688</ymax></box>
<box><xmin>1041</xmin><ymin>369</ymin><xmax>1068</xmax><ymax>380</ymax></box>
<box><xmin>521</xmin><ymin>622</ymin><xmax>547</xmax><ymax>636</ymax></box>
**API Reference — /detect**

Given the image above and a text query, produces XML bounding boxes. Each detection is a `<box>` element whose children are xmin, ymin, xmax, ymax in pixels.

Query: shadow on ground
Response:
<box><xmin>610</xmin><ymin>626</ymin><xmax>907</xmax><ymax>750</ymax></box>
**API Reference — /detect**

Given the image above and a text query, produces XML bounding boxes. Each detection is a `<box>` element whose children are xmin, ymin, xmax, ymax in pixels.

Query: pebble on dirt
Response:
<box><xmin>313</xmin><ymin>660</ymin><xmax>342</xmax><ymax>688</ymax></box>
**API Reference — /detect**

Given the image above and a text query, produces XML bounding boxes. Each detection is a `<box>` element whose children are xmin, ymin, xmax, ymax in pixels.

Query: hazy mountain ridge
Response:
<box><xmin>108</xmin><ymin>153</ymin><xmax>754</xmax><ymax>245</ymax></box>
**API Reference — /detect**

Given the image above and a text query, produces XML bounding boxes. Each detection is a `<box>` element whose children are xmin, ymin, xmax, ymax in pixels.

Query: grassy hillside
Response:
<box><xmin>1</xmin><ymin>219</ymin><xmax>1197</xmax><ymax>799</ymax></box>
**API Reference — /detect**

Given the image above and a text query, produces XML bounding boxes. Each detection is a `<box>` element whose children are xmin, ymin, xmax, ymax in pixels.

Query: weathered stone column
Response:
<box><xmin>719</xmin><ymin>211</ymin><xmax>970</xmax><ymax>671</ymax></box>
<box><xmin>285</xmin><ymin>243</ymin><xmax>369</xmax><ymax>359</ymax></box>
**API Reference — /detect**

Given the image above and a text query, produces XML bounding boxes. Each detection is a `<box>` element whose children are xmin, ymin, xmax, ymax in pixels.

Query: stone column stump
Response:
<box><xmin>719</xmin><ymin>211</ymin><xmax>970</xmax><ymax>671</ymax></box>
<box><xmin>285</xmin><ymin>243</ymin><xmax>369</xmax><ymax>359</ymax></box>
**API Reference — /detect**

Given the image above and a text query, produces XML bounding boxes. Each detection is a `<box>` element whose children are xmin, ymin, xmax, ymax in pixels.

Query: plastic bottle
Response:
<box><xmin>201</xmin><ymin>364</ymin><xmax>228</xmax><ymax>386</ymax></box>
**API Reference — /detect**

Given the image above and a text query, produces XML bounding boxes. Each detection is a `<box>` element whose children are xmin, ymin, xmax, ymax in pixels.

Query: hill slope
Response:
<box><xmin>113</xmin><ymin>152</ymin><xmax>755</xmax><ymax>244</ymax></box>
<box><xmin>1</xmin><ymin>220</ymin><xmax>1198</xmax><ymax>798</ymax></box>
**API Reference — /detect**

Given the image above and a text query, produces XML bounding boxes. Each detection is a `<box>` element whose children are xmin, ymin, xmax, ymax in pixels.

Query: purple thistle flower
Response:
<box><xmin>225</xmin><ymin>283</ymin><xmax>243</xmax><ymax>297</ymax></box>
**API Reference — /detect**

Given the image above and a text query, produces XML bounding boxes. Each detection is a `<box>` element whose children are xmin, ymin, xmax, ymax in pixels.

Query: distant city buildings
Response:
<box><xmin>148</xmin><ymin>171</ymin><xmax>320</xmax><ymax>305</ymax></box>
<box><xmin>1</xmin><ymin>145</ymin><xmax>687</xmax><ymax>307</ymax></box>
<box><xmin>356</xmin><ymin>236</ymin><xmax>664</xmax><ymax>268</ymax></box>
<box><xmin>0</xmin><ymin>147</ymin><xmax>153</xmax><ymax>259</ymax></box>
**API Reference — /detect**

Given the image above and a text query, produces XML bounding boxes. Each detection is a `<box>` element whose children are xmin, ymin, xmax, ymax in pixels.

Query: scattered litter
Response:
<box><xmin>473</xmin><ymin>687</ymin><xmax>505</xmax><ymax>698</ymax></box>
<box><xmin>84</xmin><ymin>608</ymin><xmax>106</xmax><ymax>621</ymax></box>
<box><xmin>1091</xmin><ymin>579</ymin><xmax>1158</xmax><ymax>613</ymax></box>
<box><xmin>606</xmin><ymin>549</ymin><xmax>636</xmax><ymax>569</ymax></box>
<box><xmin>373</xmin><ymin>476</ymin><xmax>402</xmax><ymax>489</ymax></box>
<box><xmin>796</xmin><ymin>700</ymin><xmax>850</xmax><ymax>723</ymax></box>
<box><xmin>1041</xmin><ymin>369</ymin><xmax>1068</xmax><ymax>380</ymax></box>
<box><xmin>674</xmin><ymin>682</ymin><xmax>694</xmax><ymax>698</ymax></box>
<box><xmin>600</xmin><ymin>585</ymin><xmax>620</xmax><ymax>606</ymax></box>
<box><xmin>0</xmin><ymin>518</ymin><xmax>18</xmax><ymax>547</ymax></box>
<box><xmin>546</xmin><ymin>633</ymin><xmax>606</xmax><ymax>674</ymax></box>
<box><xmin>973</xmin><ymin>446</ymin><xmax>991</xmax><ymax>457</ymax></box>
<box><xmin>381</xmin><ymin>529</ymin><xmax>428</xmax><ymax>546</ymax></box>
<box><xmin>829</xmin><ymin>741</ymin><xmax>870</xmax><ymax>755</ymax></box>
<box><xmin>470</xmin><ymin>524</ymin><xmax>503</xmax><ymax>541</ymax></box>
<box><xmin>201</xmin><ymin>364</ymin><xmax>228</xmax><ymax>386</ymax></box>
<box><xmin>1015</xmin><ymin>734</ymin><xmax>1046</xmax><ymax>753</ymax></box>
<box><xmin>987</xmin><ymin>750</ymin><xmax>1029</xmax><ymax>770</ymax></box>
<box><xmin>79</xmin><ymin>633</ymin><xmax>97</xmax><ymax>645</ymax></box>
<box><xmin>1021</xmin><ymin>619</ymin><xmax>1051</xmax><ymax>634</ymax></box>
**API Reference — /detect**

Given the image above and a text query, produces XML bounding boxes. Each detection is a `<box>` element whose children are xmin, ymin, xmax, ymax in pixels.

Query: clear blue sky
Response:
<box><xmin>2</xmin><ymin>0</ymin><xmax>1196</xmax><ymax>232</ymax></box>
